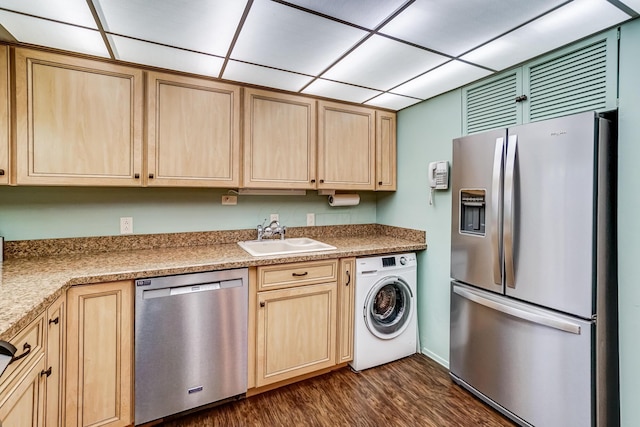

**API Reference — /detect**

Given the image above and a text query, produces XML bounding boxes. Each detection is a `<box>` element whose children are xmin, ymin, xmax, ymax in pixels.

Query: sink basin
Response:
<box><xmin>238</xmin><ymin>237</ymin><xmax>337</xmax><ymax>257</ymax></box>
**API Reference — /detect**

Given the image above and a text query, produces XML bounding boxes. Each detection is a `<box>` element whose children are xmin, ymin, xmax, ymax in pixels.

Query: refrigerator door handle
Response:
<box><xmin>504</xmin><ymin>134</ymin><xmax>517</xmax><ymax>288</ymax></box>
<box><xmin>491</xmin><ymin>137</ymin><xmax>504</xmax><ymax>286</ymax></box>
<box><xmin>453</xmin><ymin>285</ymin><xmax>582</xmax><ymax>334</ymax></box>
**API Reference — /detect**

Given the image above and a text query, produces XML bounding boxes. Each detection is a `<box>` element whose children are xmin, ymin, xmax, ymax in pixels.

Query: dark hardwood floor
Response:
<box><xmin>160</xmin><ymin>354</ymin><xmax>515</xmax><ymax>427</ymax></box>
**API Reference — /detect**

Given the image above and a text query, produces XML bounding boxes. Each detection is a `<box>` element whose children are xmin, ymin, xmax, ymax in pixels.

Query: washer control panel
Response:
<box><xmin>357</xmin><ymin>253</ymin><xmax>417</xmax><ymax>274</ymax></box>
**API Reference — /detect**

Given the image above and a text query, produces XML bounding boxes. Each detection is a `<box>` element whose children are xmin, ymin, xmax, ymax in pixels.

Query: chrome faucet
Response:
<box><xmin>257</xmin><ymin>220</ymin><xmax>286</xmax><ymax>240</ymax></box>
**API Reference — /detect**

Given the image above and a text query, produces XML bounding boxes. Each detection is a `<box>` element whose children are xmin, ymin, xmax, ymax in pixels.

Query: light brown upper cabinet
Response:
<box><xmin>14</xmin><ymin>48</ymin><xmax>143</xmax><ymax>186</ymax></box>
<box><xmin>147</xmin><ymin>72</ymin><xmax>240</xmax><ymax>187</ymax></box>
<box><xmin>376</xmin><ymin>111</ymin><xmax>397</xmax><ymax>191</ymax></box>
<box><xmin>243</xmin><ymin>89</ymin><xmax>316</xmax><ymax>189</ymax></box>
<box><xmin>318</xmin><ymin>101</ymin><xmax>375</xmax><ymax>191</ymax></box>
<box><xmin>0</xmin><ymin>46</ymin><xmax>8</xmax><ymax>185</ymax></box>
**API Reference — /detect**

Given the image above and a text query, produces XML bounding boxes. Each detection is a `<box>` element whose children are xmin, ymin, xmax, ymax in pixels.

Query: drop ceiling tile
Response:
<box><xmin>620</xmin><ymin>0</ymin><xmax>640</xmax><ymax>13</ymax></box>
<box><xmin>322</xmin><ymin>35</ymin><xmax>448</xmax><ymax>91</ymax></box>
<box><xmin>365</xmin><ymin>93</ymin><xmax>422</xmax><ymax>111</ymax></box>
<box><xmin>302</xmin><ymin>79</ymin><xmax>382</xmax><ymax>104</ymax></box>
<box><xmin>0</xmin><ymin>0</ymin><xmax>97</xmax><ymax>28</ymax></box>
<box><xmin>381</xmin><ymin>0</ymin><xmax>569</xmax><ymax>57</ymax></box>
<box><xmin>222</xmin><ymin>60</ymin><xmax>313</xmax><ymax>92</ymax></box>
<box><xmin>460</xmin><ymin>0</ymin><xmax>631</xmax><ymax>70</ymax></box>
<box><xmin>0</xmin><ymin>11</ymin><xmax>108</xmax><ymax>57</ymax></box>
<box><xmin>110</xmin><ymin>35</ymin><xmax>223</xmax><ymax>77</ymax></box>
<box><xmin>280</xmin><ymin>0</ymin><xmax>407</xmax><ymax>28</ymax></box>
<box><xmin>94</xmin><ymin>0</ymin><xmax>248</xmax><ymax>56</ymax></box>
<box><xmin>393</xmin><ymin>60</ymin><xmax>492</xmax><ymax>100</ymax></box>
<box><xmin>232</xmin><ymin>0</ymin><xmax>367</xmax><ymax>75</ymax></box>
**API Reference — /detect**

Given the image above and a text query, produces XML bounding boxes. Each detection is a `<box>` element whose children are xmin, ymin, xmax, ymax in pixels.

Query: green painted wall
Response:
<box><xmin>617</xmin><ymin>18</ymin><xmax>640</xmax><ymax>427</ymax></box>
<box><xmin>0</xmin><ymin>186</ymin><xmax>376</xmax><ymax>240</ymax></box>
<box><xmin>377</xmin><ymin>89</ymin><xmax>461</xmax><ymax>366</ymax></box>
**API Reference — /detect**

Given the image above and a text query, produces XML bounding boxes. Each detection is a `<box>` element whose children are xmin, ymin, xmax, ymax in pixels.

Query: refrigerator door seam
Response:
<box><xmin>453</xmin><ymin>285</ymin><xmax>582</xmax><ymax>334</ymax></box>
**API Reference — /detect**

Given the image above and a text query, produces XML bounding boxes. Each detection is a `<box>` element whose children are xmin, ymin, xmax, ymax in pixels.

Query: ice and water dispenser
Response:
<box><xmin>459</xmin><ymin>189</ymin><xmax>486</xmax><ymax>236</ymax></box>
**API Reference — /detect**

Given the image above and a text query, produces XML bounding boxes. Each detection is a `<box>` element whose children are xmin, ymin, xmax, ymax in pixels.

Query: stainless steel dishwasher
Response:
<box><xmin>134</xmin><ymin>268</ymin><xmax>248</xmax><ymax>425</ymax></box>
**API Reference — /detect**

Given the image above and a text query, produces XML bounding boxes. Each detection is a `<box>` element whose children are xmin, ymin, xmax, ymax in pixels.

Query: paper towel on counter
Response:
<box><xmin>328</xmin><ymin>194</ymin><xmax>360</xmax><ymax>206</ymax></box>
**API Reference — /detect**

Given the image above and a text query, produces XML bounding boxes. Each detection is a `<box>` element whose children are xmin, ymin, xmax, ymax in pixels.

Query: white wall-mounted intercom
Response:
<box><xmin>429</xmin><ymin>161</ymin><xmax>449</xmax><ymax>190</ymax></box>
<box><xmin>428</xmin><ymin>161</ymin><xmax>449</xmax><ymax>205</ymax></box>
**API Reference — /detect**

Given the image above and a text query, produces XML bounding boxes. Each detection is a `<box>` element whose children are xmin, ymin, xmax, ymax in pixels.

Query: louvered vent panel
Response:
<box><xmin>528</xmin><ymin>40</ymin><xmax>607</xmax><ymax>122</ymax></box>
<box><xmin>466</xmin><ymin>72</ymin><xmax>518</xmax><ymax>134</ymax></box>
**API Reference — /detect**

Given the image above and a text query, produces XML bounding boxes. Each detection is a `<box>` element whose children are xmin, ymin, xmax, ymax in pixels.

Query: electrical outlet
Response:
<box><xmin>120</xmin><ymin>217</ymin><xmax>133</xmax><ymax>235</ymax></box>
<box><xmin>270</xmin><ymin>213</ymin><xmax>279</xmax><ymax>222</ymax></box>
<box><xmin>222</xmin><ymin>195</ymin><xmax>237</xmax><ymax>205</ymax></box>
<box><xmin>306</xmin><ymin>213</ymin><xmax>315</xmax><ymax>226</ymax></box>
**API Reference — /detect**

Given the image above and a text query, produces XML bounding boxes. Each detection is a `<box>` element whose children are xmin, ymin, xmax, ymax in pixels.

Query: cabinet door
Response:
<box><xmin>256</xmin><ymin>282</ymin><xmax>337</xmax><ymax>387</ymax></box>
<box><xmin>318</xmin><ymin>101</ymin><xmax>375</xmax><ymax>190</ymax></box>
<box><xmin>0</xmin><ymin>45</ymin><xmax>8</xmax><ymax>185</ymax></box>
<box><xmin>0</xmin><ymin>356</ymin><xmax>46</xmax><ymax>426</ymax></box>
<box><xmin>243</xmin><ymin>89</ymin><xmax>316</xmax><ymax>189</ymax></box>
<box><xmin>66</xmin><ymin>281</ymin><xmax>133</xmax><ymax>427</ymax></box>
<box><xmin>147</xmin><ymin>72</ymin><xmax>241</xmax><ymax>187</ymax></box>
<box><xmin>14</xmin><ymin>48</ymin><xmax>143</xmax><ymax>186</ymax></box>
<box><xmin>375</xmin><ymin>111</ymin><xmax>396</xmax><ymax>191</ymax></box>
<box><xmin>44</xmin><ymin>296</ymin><xmax>64</xmax><ymax>427</ymax></box>
<box><xmin>337</xmin><ymin>258</ymin><xmax>355</xmax><ymax>364</ymax></box>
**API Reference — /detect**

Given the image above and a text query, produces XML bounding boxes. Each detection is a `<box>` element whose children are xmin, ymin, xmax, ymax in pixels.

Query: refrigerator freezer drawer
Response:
<box><xmin>450</xmin><ymin>282</ymin><xmax>593</xmax><ymax>427</ymax></box>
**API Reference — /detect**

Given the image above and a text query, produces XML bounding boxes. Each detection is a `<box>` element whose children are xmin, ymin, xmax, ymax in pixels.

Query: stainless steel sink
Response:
<box><xmin>238</xmin><ymin>237</ymin><xmax>337</xmax><ymax>257</ymax></box>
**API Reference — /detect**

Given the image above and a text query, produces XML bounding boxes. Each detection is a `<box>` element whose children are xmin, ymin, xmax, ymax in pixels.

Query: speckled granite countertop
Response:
<box><xmin>0</xmin><ymin>225</ymin><xmax>426</xmax><ymax>341</ymax></box>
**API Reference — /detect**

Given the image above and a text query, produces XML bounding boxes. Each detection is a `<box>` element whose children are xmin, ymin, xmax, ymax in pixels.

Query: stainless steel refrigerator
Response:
<box><xmin>449</xmin><ymin>111</ymin><xmax>619</xmax><ymax>427</ymax></box>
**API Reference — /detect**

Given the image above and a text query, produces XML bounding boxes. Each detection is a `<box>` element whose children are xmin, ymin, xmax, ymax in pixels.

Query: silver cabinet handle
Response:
<box><xmin>454</xmin><ymin>285</ymin><xmax>581</xmax><ymax>334</ymax></box>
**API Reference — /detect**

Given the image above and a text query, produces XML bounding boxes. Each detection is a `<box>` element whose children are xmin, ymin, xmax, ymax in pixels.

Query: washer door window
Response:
<box><xmin>364</xmin><ymin>276</ymin><xmax>413</xmax><ymax>340</ymax></box>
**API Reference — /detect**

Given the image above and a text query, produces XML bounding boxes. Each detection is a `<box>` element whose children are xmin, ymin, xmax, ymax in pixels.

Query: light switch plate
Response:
<box><xmin>270</xmin><ymin>213</ymin><xmax>279</xmax><ymax>222</ymax></box>
<box><xmin>306</xmin><ymin>213</ymin><xmax>315</xmax><ymax>226</ymax></box>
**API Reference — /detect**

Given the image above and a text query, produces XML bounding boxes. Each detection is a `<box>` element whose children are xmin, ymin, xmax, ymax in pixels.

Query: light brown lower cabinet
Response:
<box><xmin>337</xmin><ymin>258</ymin><xmax>355</xmax><ymax>364</ymax></box>
<box><xmin>0</xmin><ymin>355</ymin><xmax>46</xmax><ymax>426</ymax></box>
<box><xmin>66</xmin><ymin>280</ymin><xmax>134</xmax><ymax>427</ymax></box>
<box><xmin>256</xmin><ymin>282</ymin><xmax>337</xmax><ymax>387</ymax></box>
<box><xmin>0</xmin><ymin>310</ymin><xmax>47</xmax><ymax>426</ymax></box>
<box><xmin>254</xmin><ymin>260</ymin><xmax>343</xmax><ymax>388</ymax></box>
<box><xmin>44</xmin><ymin>295</ymin><xmax>64</xmax><ymax>427</ymax></box>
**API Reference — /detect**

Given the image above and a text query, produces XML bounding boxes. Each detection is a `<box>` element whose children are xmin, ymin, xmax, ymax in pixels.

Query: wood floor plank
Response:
<box><xmin>160</xmin><ymin>354</ymin><xmax>515</xmax><ymax>426</ymax></box>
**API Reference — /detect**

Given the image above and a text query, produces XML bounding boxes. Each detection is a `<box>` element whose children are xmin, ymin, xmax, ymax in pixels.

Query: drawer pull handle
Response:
<box><xmin>0</xmin><ymin>169</ymin><xmax>4</xmax><ymax>176</ymax></box>
<box><xmin>292</xmin><ymin>272</ymin><xmax>308</xmax><ymax>277</ymax></box>
<box><xmin>41</xmin><ymin>367</ymin><xmax>52</xmax><ymax>377</ymax></box>
<box><xmin>149</xmin><ymin>173</ymin><xmax>154</xmax><ymax>179</ymax></box>
<box><xmin>10</xmin><ymin>343</ymin><xmax>31</xmax><ymax>364</ymax></box>
<box><xmin>260</xmin><ymin>301</ymin><xmax>265</xmax><ymax>308</ymax></box>
<box><xmin>345</xmin><ymin>270</ymin><xmax>351</xmax><ymax>286</ymax></box>
<box><xmin>134</xmin><ymin>173</ymin><xmax>140</xmax><ymax>179</ymax></box>
<box><xmin>49</xmin><ymin>317</ymin><xmax>59</xmax><ymax>325</ymax></box>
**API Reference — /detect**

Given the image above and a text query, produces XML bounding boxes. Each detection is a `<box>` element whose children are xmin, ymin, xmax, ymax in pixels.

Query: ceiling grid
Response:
<box><xmin>0</xmin><ymin>0</ymin><xmax>635</xmax><ymax>110</ymax></box>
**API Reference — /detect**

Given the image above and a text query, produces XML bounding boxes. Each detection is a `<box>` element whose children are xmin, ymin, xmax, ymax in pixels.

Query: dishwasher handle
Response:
<box><xmin>142</xmin><ymin>278</ymin><xmax>243</xmax><ymax>300</ymax></box>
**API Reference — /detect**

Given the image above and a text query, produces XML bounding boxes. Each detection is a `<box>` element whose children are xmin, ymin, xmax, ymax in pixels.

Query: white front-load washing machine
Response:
<box><xmin>350</xmin><ymin>253</ymin><xmax>418</xmax><ymax>371</ymax></box>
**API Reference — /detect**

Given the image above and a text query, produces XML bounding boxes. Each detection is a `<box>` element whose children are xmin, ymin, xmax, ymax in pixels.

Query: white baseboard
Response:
<box><xmin>421</xmin><ymin>347</ymin><xmax>449</xmax><ymax>369</ymax></box>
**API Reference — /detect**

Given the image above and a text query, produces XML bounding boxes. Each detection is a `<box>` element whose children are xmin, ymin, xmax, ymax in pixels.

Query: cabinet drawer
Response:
<box><xmin>257</xmin><ymin>260</ymin><xmax>338</xmax><ymax>291</ymax></box>
<box><xmin>0</xmin><ymin>313</ymin><xmax>45</xmax><ymax>394</ymax></box>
